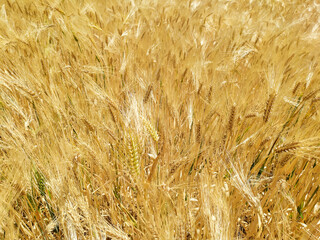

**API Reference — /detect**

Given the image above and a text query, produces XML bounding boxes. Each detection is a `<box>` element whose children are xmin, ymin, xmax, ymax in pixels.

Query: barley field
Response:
<box><xmin>1</xmin><ymin>0</ymin><xmax>320</xmax><ymax>239</ymax></box>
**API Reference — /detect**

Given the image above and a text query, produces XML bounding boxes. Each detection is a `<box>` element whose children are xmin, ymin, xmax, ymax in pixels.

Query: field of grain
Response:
<box><xmin>1</xmin><ymin>0</ymin><xmax>320</xmax><ymax>239</ymax></box>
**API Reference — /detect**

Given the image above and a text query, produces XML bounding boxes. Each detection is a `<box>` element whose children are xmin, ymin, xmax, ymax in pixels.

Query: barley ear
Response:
<box><xmin>227</xmin><ymin>106</ymin><xmax>236</xmax><ymax>132</ymax></box>
<box><xmin>196</xmin><ymin>121</ymin><xmax>201</xmax><ymax>144</ymax></box>
<box><xmin>126</xmin><ymin>133</ymin><xmax>140</xmax><ymax>176</ymax></box>
<box><xmin>143</xmin><ymin>118</ymin><xmax>159</xmax><ymax>142</ymax></box>
<box><xmin>143</xmin><ymin>85</ymin><xmax>153</xmax><ymax>104</ymax></box>
<box><xmin>263</xmin><ymin>94</ymin><xmax>275</xmax><ymax>123</ymax></box>
<box><xmin>275</xmin><ymin>142</ymin><xmax>300</xmax><ymax>154</ymax></box>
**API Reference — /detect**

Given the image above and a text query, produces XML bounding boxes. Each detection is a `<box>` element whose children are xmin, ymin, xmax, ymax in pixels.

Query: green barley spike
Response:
<box><xmin>34</xmin><ymin>170</ymin><xmax>46</xmax><ymax>197</ymax></box>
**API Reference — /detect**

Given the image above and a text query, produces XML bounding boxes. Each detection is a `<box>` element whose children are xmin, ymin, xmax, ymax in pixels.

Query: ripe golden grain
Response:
<box><xmin>1</xmin><ymin>1</ymin><xmax>320</xmax><ymax>239</ymax></box>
